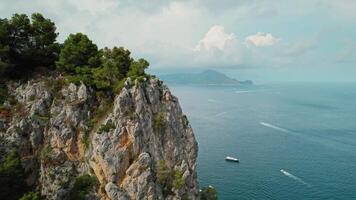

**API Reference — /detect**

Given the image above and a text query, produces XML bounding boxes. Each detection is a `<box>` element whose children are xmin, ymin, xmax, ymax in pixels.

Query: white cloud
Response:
<box><xmin>194</xmin><ymin>25</ymin><xmax>236</xmax><ymax>51</ymax></box>
<box><xmin>246</xmin><ymin>32</ymin><xmax>280</xmax><ymax>47</ymax></box>
<box><xmin>69</xmin><ymin>0</ymin><xmax>119</xmax><ymax>13</ymax></box>
<box><xmin>284</xmin><ymin>37</ymin><xmax>318</xmax><ymax>57</ymax></box>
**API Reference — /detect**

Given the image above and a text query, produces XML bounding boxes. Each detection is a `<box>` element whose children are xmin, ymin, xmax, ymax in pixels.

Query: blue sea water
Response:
<box><xmin>169</xmin><ymin>83</ymin><xmax>356</xmax><ymax>200</ymax></box>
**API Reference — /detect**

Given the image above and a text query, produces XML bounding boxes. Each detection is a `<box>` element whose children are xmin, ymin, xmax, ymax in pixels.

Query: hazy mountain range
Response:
<box><xmin>159</xmin><ymin>70</ymin><xmax>253</xmax><ymax>85</ymax></box>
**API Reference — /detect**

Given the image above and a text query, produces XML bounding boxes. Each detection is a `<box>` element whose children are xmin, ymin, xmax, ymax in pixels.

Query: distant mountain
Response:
<box><xmin>160</xmin><ymin>70</ymin><xmax>253</xmax><ymax>85</ymax></box>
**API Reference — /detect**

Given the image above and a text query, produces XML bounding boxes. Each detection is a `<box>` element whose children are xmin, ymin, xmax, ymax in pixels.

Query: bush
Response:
<box><xmin>182</xmin><ymin>115</ymin><xmax>189</xmax><ymax>128</ymax></box>
<box><xmin>114</xmin><ymin>79</ymin><xmax>126</xmax><ymax>94</ymax></box>
<box><xmin>69</xmin><ymin>174</ymin><xmax>97</xmax><ymax>200</ymax></box>
<box><xmin>123</xmin><ymin>106</ymin><xmax>135</xmax><ymax>119</ymax></box>
<box><xmin>81</xmin><ymin>128</ymin><xmax>90</xmax><ymax>149</ymax></box>
<box><xmin>127</xmin><ymin>58</ymin><xmax>149</xmax><ymax>79</ymax></box>
<box><xmin>19</xmin><ymin>192</ymin><xmax>42</xmax><ymax>200</ymax></box>
<box><xmin>200</xmin><ymin>186</ymin><xmax>218</xmax><ymax>200</ymax></box>
<box><xmin>39</xmin><ymin>145</ymin><xmax>53</xmax><ymax>161</ymax></box>
<box><xmin>173</xmin><ymin>169</ymin><xmax>185</xmax><ymax>190</ymax></box>
<box><xmin>153</xmin><ymin>112</ymin><xmax>166</xmax><ymax>133</ymax></box>
<box><xmin>156</xmin><ymin>160</ymin><xmax>174</xmax><ymax>196</ymax></box>
<box><xmin>0</xmin><ymin>83</ymin><xmax>8</xmax><ymax>104</ymax></box>
<box><xmin>0</xmin><ymin>149</ymin><xmax>29</xmax><ymax>200</ymax></box>
<box><xmin>45</xmin><ymin>78</ymin><xmax>65</xmax><ymax>99</ymax></box>
<box><xmin>97</xmin><ymin>121</ymin><xmax>115</xmax><ymax>134</ymax></box>
<box><xmin>32</xmin><ymin>113</ymin><xmax>50</xmax><ymax>124</ymax></box>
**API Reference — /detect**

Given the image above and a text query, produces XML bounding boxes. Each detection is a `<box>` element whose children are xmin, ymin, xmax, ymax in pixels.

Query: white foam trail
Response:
<box><xmin>280</xmin><ymin>169</ymin><xmax>311</xmax><ymax>187</ymax></box>
<box><xmin>260</xmin><ymin>122</ymin><xmax>290</xmax><ymax>133</ymax></box>
<box><xmin>215</xmin><ymin>111</ymin><xmax>227</xmax><ymax>117</ymax></box>
<box><xmin>208</xmin><ymin>99</ymin><xmax>218</xmax><ymax>103</ymax></box>
<box><xmin>235</xmin><ymin>90</ymin><xmax>254</xmax><ymax>94</ymax></box>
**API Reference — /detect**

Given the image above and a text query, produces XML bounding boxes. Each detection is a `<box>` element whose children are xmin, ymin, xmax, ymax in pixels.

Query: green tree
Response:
<box><xmin>30</xmin><ymin>13</ymin><xmax>59</xmax><ymax>68</ymax></box>
<box><xmin>101</xmin><ymin>47</ymin><xmax>132</xmax><ymax>78</ymax></box>
<box><xmin>56</xmin><ymin>33</ymin><xmax>99</xmax><ymax>73</ymax></box>
<box><xmin>7</xmin><ymin>14</ymin><xmax>32</xmax><ymax>72</ymax></box>
<box><xmin>127</xmin><ymin>58</ymin><xmax>149</xmax><ymax>78</ymax></box>
<box><xmin>0</xmin><ymin>18</ymin><xmax>12</xmax><ymax>76</ymax></box>
<box><xmin>0</xmin><ymin>13</ymin><xmax>59</xmax><ymax>78</ymax></box>
<box><xmin>92</xmin><ymin>61</ymin><xmax>121</xmax><ymax>90</ymax></box>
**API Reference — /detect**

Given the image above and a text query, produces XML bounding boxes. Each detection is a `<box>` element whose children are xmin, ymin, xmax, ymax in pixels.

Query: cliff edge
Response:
<box><xmin>0</xmin><ymin>75</ymin><xmax>198</xmax><ymax>200</ymax></box>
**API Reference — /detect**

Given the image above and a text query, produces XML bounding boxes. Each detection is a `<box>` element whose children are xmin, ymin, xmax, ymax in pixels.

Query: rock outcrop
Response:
<box><xmin>0</xmin><ymin>76</ymin><xmax>198</xmax><ymax>200</ymax></box>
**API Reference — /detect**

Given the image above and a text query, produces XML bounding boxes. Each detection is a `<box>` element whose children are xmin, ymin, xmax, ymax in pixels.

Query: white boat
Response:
<box><xmin>225</xmin><ymin>156</ymin><xmax>239</xmax><ymax>162</ymax></box>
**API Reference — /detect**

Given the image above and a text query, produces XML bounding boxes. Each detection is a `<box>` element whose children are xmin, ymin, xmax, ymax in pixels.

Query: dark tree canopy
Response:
<box><xmin>128</xmin><ymin>58</ymin><xmax>149</xmax><ymax>78</ymax></box>
<box><xmin>0</xmin><ymin>13</ymin><xmax>59</xmax><ymax>78</ymax></box>
<box><xmin>101</xmin><ymin>47</ymin><xmax>133</xmax><ymax>78</ymax></box>
<box><xmin>56</xmin><ymin>33</ymin><xmax>99</xmax><ymax>73</ymax></box>
<box><xmin>30</xmin><ymin>13</ymin><xmax>60</xmax><ymax>67</ymax></box>
<box><xmin>0</xmin><ymin>150</ymin><xmax>29</xmax><ymax>200</ymax></box>
<box><xmin>1</xmin><ymin>12</ymin><xmax>150</xmax><ymax>93</ymax></box>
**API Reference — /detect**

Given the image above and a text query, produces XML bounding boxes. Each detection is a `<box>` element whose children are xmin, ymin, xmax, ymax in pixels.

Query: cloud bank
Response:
<box><xmin>0</xmin><ymin>0</ymin><xmax>355</xmax><ymax>78</ymax></box>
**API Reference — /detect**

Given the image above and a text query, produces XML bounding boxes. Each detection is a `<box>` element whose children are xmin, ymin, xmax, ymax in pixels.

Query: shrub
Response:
<box><xmin>39</xmin><ymin>145</ymin><xmax>53</xmax><ymax>161</ymax></box>
<box><xmin>0</xmin><ymin>149</ymin><xmax>29</xmax><ymax>200</ymax></box>
<box><xmin>45</xmin><ymin>78</ymin><xmax>65</xmax><ymax>99</ymax></box>
<box><xmin>123</xmin><ymin>106</ymin><xmax>135</xmax><ymax>119</ymax></box>
<box><xmin>156</xmin><ymin>160</ymin><xmax>173</xmax><ymax>196</ymax></box>
<box><xmin>200</xmin><ymin>186</ymin><xmax>218</xmax><ymax>200</ymax></box>
<box><xmin>153</xmin><ymin>112</ymin><xmax>166</xmax><ymax>133</ymax></box>
<box><xmin>32</xmin><ymin>113</ymin><xmax>50</xmax><ymax>124</ymax></box>
<box><xmin>97</xmin><ymin>121</ymin><xmax>115</xmax><ymax>134</ymax></box>
<box><xmin>173</xmin><ymin>169</ymin><xmax>185</xmax><ymax>190</ymax></box>
<box><xmin>29</xmin><ymin>94</ymin><xmax>36</xmax><ymax>101</ymax></box>
<box><xmin>0</xmin><ymin>83</ymin><xmax>8</xmax><ymax>104</ymax></box>
<box><xmin>19</xmin><ymin>192</ymin><xmax>42</xmax><ymax>200</ymax></box>
<box><xmin>182</xmin><ymin>115</ymin><xmax>189</xmax><ymax>128</ymax></box>
<box><xmin>127</xmin><ymin>58</ymin><xmax>149</xmax><ymax>79</ymax></box>
<box><xmin>69</xmin><ymin>174</ymin><xmax>97</xmax><ymax>200</ymax></box>
<box><xmin>81</xmin><ymin>128</ymin><xmax>90</xmax><ymax>149</ymax></box>
<box><xmin>114</xmin><ymin>79</ymin><xmax>126</xmax><ymax>94</ymax></box>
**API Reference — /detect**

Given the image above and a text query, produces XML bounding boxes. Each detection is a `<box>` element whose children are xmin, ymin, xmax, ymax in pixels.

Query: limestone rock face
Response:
<box><xmin>0</xmin><ymin>77</ymin><xmax>198</xmax><ymax>200</ymax></box>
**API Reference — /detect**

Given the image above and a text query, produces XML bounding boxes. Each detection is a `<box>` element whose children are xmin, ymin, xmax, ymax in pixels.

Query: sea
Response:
<box><xmin>169</xmin><ymin>82</ymin><xmax>356</xmax><ymax>200</ymax></box>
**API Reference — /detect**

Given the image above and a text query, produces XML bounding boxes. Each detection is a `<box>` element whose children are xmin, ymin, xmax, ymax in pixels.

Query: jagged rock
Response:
<box><xmin>0</xmin><ymin>76</ymin><xmax>199</xmax><ymax>200</ymax></box>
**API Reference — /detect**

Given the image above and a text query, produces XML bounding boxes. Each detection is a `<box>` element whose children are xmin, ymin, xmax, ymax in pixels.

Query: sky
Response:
<box><xmin>1</xmin><ymin>0</ymin><xmax>355</xmax><ymax>82</ymax></box>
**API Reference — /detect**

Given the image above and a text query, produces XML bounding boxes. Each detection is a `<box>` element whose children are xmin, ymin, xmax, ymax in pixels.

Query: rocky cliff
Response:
<box><xmin>0</xmin><ymin>75</ymin><xmax>198</xmax><ymax>200</ymax></box>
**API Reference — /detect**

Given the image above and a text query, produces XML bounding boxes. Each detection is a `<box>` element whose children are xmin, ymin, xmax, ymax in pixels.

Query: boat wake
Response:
<box><xmin>235</xmin><ymin>90</ymin><xmax>254</xmax><ymax>94</ymax></box>
<box><xmin>215</xmin><ymin>111</ymin><xmax>227</xmax><ymax>117</ymax></box>
<box><xmin>280</xmin><ymin>169</ymin><xmax>311</xmax><ymax>187</ymax></box>
<box><xmin>260</xmin><ymin>122</ymin><xmax>290</xmax><ymax>133</ymax></box>
<box><xmin>208</xmin><ymin>99</ymin><xmax>218</xmax><ymax>103</ymax></box>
